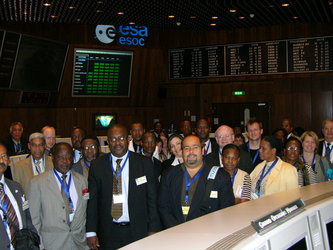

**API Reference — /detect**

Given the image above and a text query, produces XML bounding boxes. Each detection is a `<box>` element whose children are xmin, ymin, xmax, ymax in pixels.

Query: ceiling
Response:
<box><xmin>0</xmin><ymin>0</ymin><xmax>333</xmax><ymax>31</ymax></box>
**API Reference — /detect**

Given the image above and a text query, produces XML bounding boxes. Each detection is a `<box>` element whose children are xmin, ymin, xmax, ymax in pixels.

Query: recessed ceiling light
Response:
<box><xmin>168</xmin><ymin>15</ymin><xmax>175</xmax><ymax>18</ymax></box>
<box><xmin>43</xmin><ymin>3</ymin><xmax>52</xmax><ymax>7</ymax></box>
<box><xmin>117</xmin><ymin>11</ymin><xmax>124</xmax><ymax>15</ymax></box>
<box><xmin>212</xmin><ymin>16</ymin><xmax>219</xmax><ymax>19</ymax></box>
<box><xmin>50</xmin><ymin>15</ymin><xmax>57</xmax><ymax>18</ymax></box>
<box><xmin>97</xmin><ymin>1</ymin><xmax>103</xmax><ymax>4</ymax></box>
<box><xmin>210</xmin><ymin>23</ymin><xmax>217</xmax><ymax>26</ymax></box>
<box><xmin>329</xmin><ymin>1</ymin><xmax>333</xmax><ymax>5</ymax></box>
<box><xmin>129</xmin><ymin>22</ymin><xmax>135</xmax><ymax>25</ymax></box>
<box><xmin>68</xmin><ymin>6</ymin><xmax>76</xmax><ymax>9</ymax></box>
<box><xmin>76</xmin><ymin>18</ymin><xmax>81</xmax><ymax>22</ymax></box>
<box><xmin>292</xmin><ymin>16</ymin><xmax>298</xmax><ymax>19</ymax></box>
<box><xmin>22</xmin><ymin>11</ymin><xmax>28</xmax><ymax>15</ymax></box>
<box><xmin>282</xmin><ymin>3</ymin><xmax>290</xmax><ymax>7</ymax></box>
<box><xmin>190</xmin><ymin>16</ymin><xmax>197</xmax><ymax>19</ymax></box>
<box><xmin>230</xmin><ymin>9</ymin><xmax>237</xmax><ymax>13</ymax></box>
<box><xmin>239</xmin><ymin>16</ymin><xmax>245</xmax><ymax>19</ymax></box>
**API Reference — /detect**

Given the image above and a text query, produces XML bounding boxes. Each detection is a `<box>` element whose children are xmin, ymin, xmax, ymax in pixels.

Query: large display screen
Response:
<box><xmin>72</xmin><ymin>49</ymin><xmax>133</xmax><ymax>97</ymax></box>
<box><xmin>93</xmin><ymin>113</ymin><xmax>117</xmax><ymax>130</ymax></box>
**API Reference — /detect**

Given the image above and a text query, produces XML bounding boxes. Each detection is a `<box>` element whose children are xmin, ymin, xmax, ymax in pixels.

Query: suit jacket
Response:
<box><xmin>13</xmin><ymin>154</ymin><xmax>53</xmax><ymax>198</ymax></box>
<box><xmin>86</xmin><ymin>151</ymin><xmax>161</xmax><ymax>247</ymax></box>
<box><xmin>29</xmin><ymin>170</ymin><xmax>89</xmax><ymax>250</ymax></box>
<box><xmin>158</xmin><ymin>163</ymin><xmax>235</xmax><ymax>229</ymax></box>
<box><xmin>0</xmin><ymin>178</ymin><xmax>37</xmax><ymax>249</ymax></box>
<box><xmin>205</xmin><ymin>148</ymin><xmax>253</xmax><ymax>174</ymax></box>
<box><xmin>250</xmin><ymin>158</ymin><xmax>298</xmax><ymax>197</ymax></box>
<box><xmin>72</xmin><ymin>159</ymin><xmax>89</xmax><ymax>179</ymax></box>
<box><xmin>2</xmin><ymin>136</ymin><xmax>29</xmax><ymax>156</ymax></box>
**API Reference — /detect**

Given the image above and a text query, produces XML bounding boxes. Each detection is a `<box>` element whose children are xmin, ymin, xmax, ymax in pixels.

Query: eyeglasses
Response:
<box><xmin>109</xmin><ymin>136</ymin><xmax>127</xmax><ymax>143</ymax></box>
<box><xmin>182</xmin><ymin>145</ymin><xmax>201</xmax><ymax>152</ymax></box>
<box><xmin>83</xmin><ymin>145</ymin><xmax>98</xmax><ymax>150</ymax></box>
<box><xmin>286</xmin><ymin>146</ymin><xmax>300</xmax><ymax>151</ymax></box>
<box><xmin>0</xmin><ymin>154</ymin><xmax>8</xmax><ymax>160</ymax></box>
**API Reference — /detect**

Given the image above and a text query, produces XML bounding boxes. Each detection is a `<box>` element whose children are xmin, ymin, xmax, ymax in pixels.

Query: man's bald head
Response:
<box><xmin>215</xmin><ymin>125</ymin><xmax>235</xmax><ymax>149</ymax></box>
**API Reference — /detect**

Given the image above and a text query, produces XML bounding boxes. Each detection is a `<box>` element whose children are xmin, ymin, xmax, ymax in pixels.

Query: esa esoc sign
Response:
<box><xmin>95</xmin><ymin>25</ymin><xmax>148</xmax><ymax>46</ymax></box>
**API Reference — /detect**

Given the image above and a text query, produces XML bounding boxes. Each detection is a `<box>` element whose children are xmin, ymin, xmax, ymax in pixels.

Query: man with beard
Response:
<box><xmin>158</xmin><ymin>135</ymin><xmax>234</xmax><ymax>229</ymax></box>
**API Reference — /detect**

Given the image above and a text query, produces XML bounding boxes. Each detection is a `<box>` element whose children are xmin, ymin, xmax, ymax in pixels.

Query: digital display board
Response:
<box><xmin>72</xmin><ymin>49</ymin><xmax>133</xmax><ymax>97</ymax></box>
<box><xmin>169</xmin><ymin>36</ymin><xmax>333</xmax><ymax>79</ymax></box>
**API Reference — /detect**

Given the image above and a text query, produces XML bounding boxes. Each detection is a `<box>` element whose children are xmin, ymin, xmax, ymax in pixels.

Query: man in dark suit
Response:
<box><xmin>158</xmin><ymin>135</ymin><xmax>235</xmax><ymax>229</ymax></box>
<box><xmin>205</xmin><ymin>125</ymin><xmax>253</xmax><ymax>174</ymax></box>
<box><xmin>2</xmin><ymin>122</ymin><xmax>29</xmax><ymax>156</ymax></box>
<box><xmin>0</xmin><ymin>143</ymin><xmax>37</xmax><ymax>249</ymax></box>
<box><xmin>86</xmin><ymin>124</ymin><xmax>160</xmax><ymax>249</ymax></box>
<box><xmin>142</xmin><ymin>132</ymin><xmax>162</xmax><ymax>183</ymax></box>
<box><xmin>195</xmin><ymin>118</ymin><xmax>219</xmax><ymax>157</ymax></box>
<box><xmin>318</xmin><ymin>119</ymin><xmax>333</xmax><ymax>165</ymax></box>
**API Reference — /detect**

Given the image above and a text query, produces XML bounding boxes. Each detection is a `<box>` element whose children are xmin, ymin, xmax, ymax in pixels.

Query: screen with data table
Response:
<box><xmin>72</xmin><ymin>49</ymin><xmax>133</xmax><ymax>97</ymax></box>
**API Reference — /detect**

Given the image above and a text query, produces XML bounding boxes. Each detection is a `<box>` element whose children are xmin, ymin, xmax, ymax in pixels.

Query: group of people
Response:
<box><xmin>0</xmin><ymin>118</ymin><xmax>332</xmax><ymax>249</ymax></box>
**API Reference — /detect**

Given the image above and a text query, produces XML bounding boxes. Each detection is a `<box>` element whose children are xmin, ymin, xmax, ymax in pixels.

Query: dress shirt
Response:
<box><xmin>53</xmin><ymin>170</ymin><xmax>78</xmax><ymax>218</ymax></box>
<box><xmin>0</xmin><ymin>175</ymin><xmax>23</xmax><ymax>249</ymax></box>
<box><xmin>73</xmin><ymin>149</ymin><xmax>82</xmax><ymax>164</ymax></box>
<box><xmin>203</xmin><ymin>139</ymin><xmax>212</xmax><ymax>156</ymax></box>
<box><xmin>110</xmin><ymin>151</ymin><xmax>130</xmax><ymax>223</ymax></box>
<box><xmin>171</xmin><ymin>157</ymin><xmax>181</xmax><ymax>166</ymax></box>
<box><xmin>31</xmin><ymin>156</ymin><xmax>45</xmax><ymax>176</ymax></box>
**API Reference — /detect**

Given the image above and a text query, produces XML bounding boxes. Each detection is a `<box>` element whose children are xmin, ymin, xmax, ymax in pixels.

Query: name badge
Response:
<box><xmin>235</xmin><ymin>186</ymin><xmax>243</xmax><ymax>198</ymax></box>
<box><xmin>251</xmin><ymin>192</ymin><xmax>259</xmax><ymax>200</ymax></box>
<box><xmin>22</xmin><ymin>200</ymin><xmax>29</xmax><ymax>211</ymax></box>
<box><xmin>210</xmin><ymin>191</ymin><xmax>218</xmax><ymax>199</ymax></box>
<box><xmin>135</xmin><ymin>176</ymin><xmax>147</xmax><ymax>186</ymax></box>
<box><xmin>182</xmin><ymin>206</ymin><xmax>190</xmax><ymax>215</ymax></box>
<box><xmin>69</xmin><ymin>213</ymin><xmax>75</xmax><ymax>222</ymax></box>
<box><xmin>113</xmin><ymin>194</ymin><xmax>124</xmax><ymax>204</ymax></box>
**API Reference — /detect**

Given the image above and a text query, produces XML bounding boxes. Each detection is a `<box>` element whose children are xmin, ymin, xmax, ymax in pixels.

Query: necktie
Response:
<box><xmin>0</xmin><ymin>183</ymin><xmax>19</xmax><ymax>245</ymax></box>
<box><xmin>203</xmin><ymin>143</ymin><xmax>206</xmax><ymax>155</ymax></box>
<box><xmin>35</xmin><ymin>160</ymin><xmax>42</xmax><ymax>174</ymax></box>
<box><xmin>325</xmin><ymin>143</ymin><xmax>331</xmax><ymax>158</ymax></box>
<box><xmin>111</xmin><ymin>159</ymin><xmax>123</xmax><ymax>220</ymax></box>
<box><xmin>61</xmin><ymin>174</ymin><xmax>71</xmax><ymax>225</ymax></box>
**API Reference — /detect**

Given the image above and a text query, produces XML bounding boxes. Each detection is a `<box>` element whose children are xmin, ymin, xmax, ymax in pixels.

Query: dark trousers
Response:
<box><xmin>101</xmin><ymin>223</ymin><xmax>135</xmax><ymax>250</ymax></box>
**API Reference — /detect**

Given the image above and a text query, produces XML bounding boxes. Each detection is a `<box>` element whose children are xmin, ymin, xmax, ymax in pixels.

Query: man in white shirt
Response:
<box><xmin>128</xmin><ymin>122</ymin><xmax>145</xmax><ymax>153</ymax></box>
<box><xmin>71</xmin><ymin>127</ymin><xmax>86</xmax><ymax>164</ymax></box>
<box><xmin>0</xmin><ymin>142</ymin><xmax>37</xmax><ymax>250</ymax></box>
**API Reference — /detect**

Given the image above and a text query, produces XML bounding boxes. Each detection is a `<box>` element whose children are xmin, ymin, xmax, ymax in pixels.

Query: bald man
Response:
<box><xmin>205</xmin><ymin>125</ymin><xmax>253</xmax><ymax>174</ymax></box>
<box><xmin>41</xmin><ymin>126</ymin><xmax>56</xmax><ymax>156</ymax></box>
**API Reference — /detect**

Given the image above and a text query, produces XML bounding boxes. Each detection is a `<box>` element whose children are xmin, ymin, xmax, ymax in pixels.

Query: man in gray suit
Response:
<box><xmin>13</xmin><ymin>132</ymin><xmax>53</xmax><ymax>197</ymax></box>
<box><xmin>29</xmin><ymin>142</ymin><xmax>89</xmax><ymax>250</ymax></box>
<box><xmin>0</xmin><ymin>142</ymin><xmax>37</xmax><ymax>249</ymax></box>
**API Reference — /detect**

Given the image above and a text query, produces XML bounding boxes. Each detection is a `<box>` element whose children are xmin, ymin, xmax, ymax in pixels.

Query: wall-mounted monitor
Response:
<box><xmin>93</xmin><ymin>113</ymin><xmax>117</xmax><ymax>130</ymax></box>
<box><xmin>72</xmin><ymin>48</ymin><xmax>133</xmax><ymax>97</ymax></box>
<box><xmin>10</xmin><ymin>34</ymin><xmax>68</xmax><ymax>92</ymax></box>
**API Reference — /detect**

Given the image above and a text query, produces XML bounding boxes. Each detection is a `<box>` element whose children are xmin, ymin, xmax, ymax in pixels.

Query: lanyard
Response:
<box><xmin>83</xmin><ymin>160</ymin><xmax>90</xmax><ymax>169</ymax></box>
<box><xmin>231</xmin><ymin>169</ymin><xmax>237</xmax><ymax>186</ymax></box>
<box><xmin>109</xmin><ymin>152</ymin><xmax>130</xmax><ymax>180</ymax></box>
<box><xmin>204</xmin><ymin>140</ymin><xmax>211</xmax><ymax>157</ymax></box>
<box><xmin>53</xmin><ymin>169</ymin><xmax>73</xmax><ymax>210</ymax></box>
<box><xmin>33</xmin><ymin>156</ymin><xmax>44</xmax><ymax>175</ymax></box>
<box><xmin>184</xmin><ymin>168</ymin><xmax>204</xmax><ymax>203</ymax></box>
<box><xmin>247</xmin><ymin>144</ymin><xmax>260</xmax><ymax>164</ymax></box>
<box><xmin>301</xmin><ymin>155</ymin><xmax>316</xmax><ymax>170</ymax></box>
<box><xmin>256</xmin><ymin>158</ymin><xmax>278</xmax><ymax>197</ymax></box>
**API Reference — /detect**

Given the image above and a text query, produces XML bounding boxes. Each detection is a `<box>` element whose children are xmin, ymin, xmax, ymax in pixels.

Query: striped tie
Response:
<box><xmin>111</xmin><ymin>159</ymin><xmax>123</xmax><ymax>220</ymax></box>
<box><xmin>36</xmin><ymin>160</ymin><xmax>42</xmax><ymax>174</ymax></box>
<box><xmin>0</xmin><ymin>183</ymin><xmax>19</xmax><ymax>245</ymax></box>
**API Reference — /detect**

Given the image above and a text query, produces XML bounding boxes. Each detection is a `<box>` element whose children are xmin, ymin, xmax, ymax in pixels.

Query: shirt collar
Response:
<box><xmin>111</xmin><ymin>151</ymin><xmax>129</xmax><ymax>161</ymax></box>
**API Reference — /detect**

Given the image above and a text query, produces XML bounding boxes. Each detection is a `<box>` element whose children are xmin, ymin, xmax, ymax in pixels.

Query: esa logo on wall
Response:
<box><xmin>95</xmin><ymin>25</ymin><xmax>148</xmax><ymax>46</ymax></box>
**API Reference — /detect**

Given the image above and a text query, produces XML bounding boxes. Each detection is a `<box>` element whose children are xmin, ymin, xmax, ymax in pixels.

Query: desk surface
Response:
<box><xmin>123</xmin><ymin>181</ymin><xmax>333</xmax><ymax>250</ymax></box>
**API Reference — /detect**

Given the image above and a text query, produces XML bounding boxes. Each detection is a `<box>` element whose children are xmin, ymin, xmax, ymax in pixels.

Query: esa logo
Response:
<box><xmin>95</xmin><ymin>25</ymin><xmax>148</xmax><ymax>46</ymax></box>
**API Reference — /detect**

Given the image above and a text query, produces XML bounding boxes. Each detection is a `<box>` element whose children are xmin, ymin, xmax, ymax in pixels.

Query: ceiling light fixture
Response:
<box><xmin>212</xmin><ymin>16</ymin><xmax>218</xmax><ymax>19</ymax></box>
<box><xmin>117</xmin><ymin>11</ymin><xmax>124</xmax><ymax>15</ymax></box>
<box><xmin>168</xmin><ymin>15</ymin><xmax>175</xmax><ymax>18</ymax></box>
<box><xmin>282</xmin><ymin>3</ymin><xmax>290</xmax><ymax>7</ymax></box>
<box><xmin>43</xmin><ymin>3</ymin><xmax>52</xmax><ymax>7</ymax></box>
<box><xmin>129</xmin><ymin>22</ymin><xmax>135</xmax><ymax>25</ymax></box>
<box><xmin>96</xmin><ymin>9</ymin><xmax>103</xmax><ymax>13</ymax></box>
<box><xmin>210</xmin><ymin>23</ymin><xmax>217</xmax><ymax>26</ymax></box>
<box><xmin>50</xmin><ymin>15</ymin><xmax>57</xmax><ymax>18</ymax></box>
<box><xmin>68</xmin><ymin>6</ymin><xmax>76</xmax><ymax>9</ymax></box>
<box><xmin>190</xmin><ymin>16</ymin><xmax>197</xmax><ymax>19</ymax></box>
<box><xmin>292</xmin><ymin>16</ymin><xmax>298</xmax><ymax>19</ymax></box>
<box><xmin>230</xmin><ymin>9</ymin><xmax>237</xmax><ymax>13</ymax></box>
<box><xmin>239</xmin><ymin>16</ymin><xmax>245</xmax><ymax>19</ymax></box>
